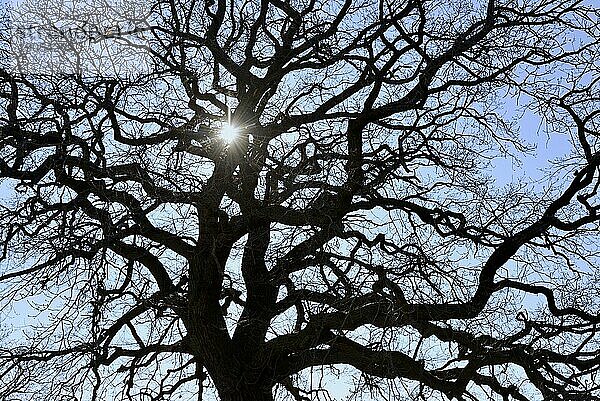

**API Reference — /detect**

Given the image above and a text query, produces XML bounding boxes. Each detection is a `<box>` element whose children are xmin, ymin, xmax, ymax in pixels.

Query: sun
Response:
<box><xmin>219</xmin><ymin>123</ymin><xmax>239</xmax><ymax>144</ymax></box>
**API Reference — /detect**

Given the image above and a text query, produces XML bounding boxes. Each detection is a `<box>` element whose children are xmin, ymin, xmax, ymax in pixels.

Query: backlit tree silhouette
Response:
<box><xmin>2</xmin><ymin>1</ymin><xmax>600</xmax><ymax>400</ymax></box>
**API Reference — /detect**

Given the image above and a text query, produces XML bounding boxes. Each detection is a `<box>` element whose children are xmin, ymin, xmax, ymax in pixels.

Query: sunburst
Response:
<box><xmin>219</xmin><ymin>122</ymin><xmax>239</xmax><ymax>144</ymax></box>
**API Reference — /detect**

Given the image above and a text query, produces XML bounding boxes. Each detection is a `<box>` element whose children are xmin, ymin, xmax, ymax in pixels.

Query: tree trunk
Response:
<box><xmin>218</xmin><ymin>384</ymin><xmax>274</xmax><ymax>401</ymax></box>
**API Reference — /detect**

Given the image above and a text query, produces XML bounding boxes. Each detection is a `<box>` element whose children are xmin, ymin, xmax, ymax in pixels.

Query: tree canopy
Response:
<box><xmin>1</xmin><ymin>0</ymin><xmax>600</xmax><ymax>400</ymax></box>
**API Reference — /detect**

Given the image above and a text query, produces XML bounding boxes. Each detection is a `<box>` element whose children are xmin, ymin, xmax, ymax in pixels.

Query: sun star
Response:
<box><xmin>219</xmin><ymin>123</ymin><xmax>239</xmax><ymax>144</ymax></box>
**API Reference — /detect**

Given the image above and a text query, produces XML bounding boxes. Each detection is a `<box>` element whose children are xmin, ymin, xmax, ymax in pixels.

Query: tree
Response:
<box><xmin>1</xmin><ymin>0</ymin><xmax>600</xmax><ymax>400</ymax></box>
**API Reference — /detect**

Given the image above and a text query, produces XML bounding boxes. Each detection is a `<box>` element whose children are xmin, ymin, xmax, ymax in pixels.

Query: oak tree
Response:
<box><xmin>1</xmin><ymin>0</ymin><xmax>600</xmax><ymax>400</ymax></box>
